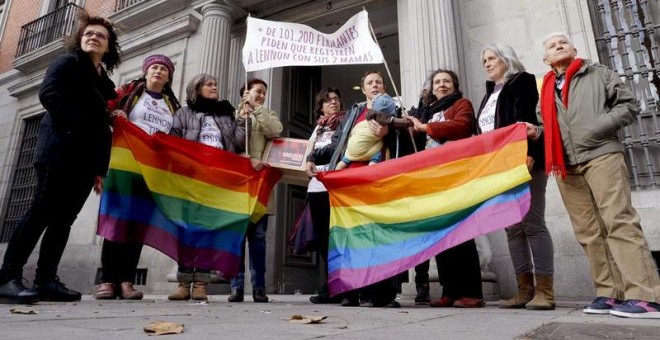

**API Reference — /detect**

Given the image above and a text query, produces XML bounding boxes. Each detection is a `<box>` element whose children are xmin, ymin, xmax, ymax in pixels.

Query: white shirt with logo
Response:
<box><xmin>307</xmin><ymin>125</ymin><xmax>335</xmax><ymax>193</ymax></box>
<box><xmin>478</xmin><ymin>87</ymin><xmax>502</xmax><ymax>134</ymax></box>
<box><xmin>128</xmin><ymin>92</ymin><xmax>173</xmax><ymax>135</ymax></box>
<box><xmin>198</xmin><ymin>116</ymin><xmax>225</xmax><ymax>150</ymax></box>
<box><xmin>426</xmin><ymin>110</ymin><xmax>447</xmax><ymax>149</ymax></box>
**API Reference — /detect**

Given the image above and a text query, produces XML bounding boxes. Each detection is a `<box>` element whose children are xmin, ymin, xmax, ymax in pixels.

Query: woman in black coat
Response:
<box><xmin>0</xmin><ymin>12</ymin><xmax>121</xmax><ymax>304</ymax></box>
<box><xmin>476</xmin><ymin>44</ymin><xmax>554</xmax><ymax>310</ymax></box>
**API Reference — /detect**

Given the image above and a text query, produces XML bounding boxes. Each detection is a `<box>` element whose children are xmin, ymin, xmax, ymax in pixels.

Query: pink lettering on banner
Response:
<box><xmin>260</xmin><ymin>37</ymin><xmax>288</xmax><ymax>50</ymax></box>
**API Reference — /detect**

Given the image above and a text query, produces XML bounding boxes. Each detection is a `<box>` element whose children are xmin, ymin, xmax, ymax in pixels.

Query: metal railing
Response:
<box><xmin>1</xmin><ymin>115</ymin><xmax>42</xmax><ymax>242</ymax></box>
<box><xmin>115</xmin><ymin>0</ymin><xmax>145</xmax><ymax>12</ymax></box>
<box><xmin>15</xmin><ymin>3</ymin><xmax>81</xmax><ymax>57</ymax></box>
<box><xmin>589</xmin><ymin>0</ymin><xmax>660</xmax><ymax>190</ymax></box>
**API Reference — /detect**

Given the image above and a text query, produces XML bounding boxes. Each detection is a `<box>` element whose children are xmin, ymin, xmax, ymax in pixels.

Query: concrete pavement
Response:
<box><xmin>1</xmin><ymin>295</ymin><xmax>659</xmax><ymax>339</ymax></box>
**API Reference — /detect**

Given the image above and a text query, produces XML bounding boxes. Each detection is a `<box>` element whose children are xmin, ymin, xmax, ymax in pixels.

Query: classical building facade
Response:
<box><xmin>0</xmin><ymin>0</ymin><xmax>658</xmax><ymax>298</ymax></box>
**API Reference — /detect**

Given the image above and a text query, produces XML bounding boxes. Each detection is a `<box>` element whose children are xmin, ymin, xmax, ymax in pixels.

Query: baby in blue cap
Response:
<box><xmin>336</xmin><ymin>94</ymin><xmax>410</xmax><ymax>170</ymax></box>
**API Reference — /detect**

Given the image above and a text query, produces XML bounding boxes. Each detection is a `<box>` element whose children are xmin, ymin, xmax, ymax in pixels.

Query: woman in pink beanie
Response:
<box><xmin>95</xmin><ymin>54</ymin><xmax>180</xmax><ymax>300</ymax></box>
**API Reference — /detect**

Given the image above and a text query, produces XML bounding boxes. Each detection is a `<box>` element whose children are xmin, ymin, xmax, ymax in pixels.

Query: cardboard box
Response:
<box><xmin>262</xmin><ymin>137</ymin><xmax>313</xmax><ymax>186</ymax></box>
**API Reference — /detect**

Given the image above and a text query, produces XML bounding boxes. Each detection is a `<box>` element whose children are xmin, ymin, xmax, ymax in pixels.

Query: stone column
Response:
<box><xmin>397</xmin><ymin>0</ymin><xmax>495</xmax><ymax>298</ymax></box>
<box><xmin>196</xmin><ymin>1</ymin><xmax>234</xmax><ymax>100</ymax></box>
<box><xmin>397</xmin><ymin>0</ymin><xmax>460</xmax><ymax>109</ymax></box>
<box><xmin>227</xmin><ymin>34</ymin><xmax>246</xmax><ymax>103</ymax></box>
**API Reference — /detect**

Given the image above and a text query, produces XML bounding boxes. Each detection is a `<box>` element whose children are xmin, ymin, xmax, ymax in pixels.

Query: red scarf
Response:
<box><xmin>541</xmin><ymin>58</ymin><xmax>583</xmax><ymax>178</ymax></box>
<box><xmin>316</xmin><ymin>111</ymin><xmax>344</xmax><ymax>134</ymax></box>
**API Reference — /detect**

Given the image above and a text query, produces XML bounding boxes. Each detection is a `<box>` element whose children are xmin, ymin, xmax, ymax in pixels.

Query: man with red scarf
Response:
<box><xmin>533</xmin><ymin>32</ymin><xmax>660</xmax><ymax>319</ymax></box>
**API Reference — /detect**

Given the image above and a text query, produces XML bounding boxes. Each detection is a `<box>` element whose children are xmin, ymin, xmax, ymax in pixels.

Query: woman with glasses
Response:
<box><xmin>0</xmin><ymin>12</ymin><xmax>121</xmax><ymax>304</ymax></box>
<box><xmin>166</xmin><ymin>73</ymin><xmax>246</xmax><ymax>301</ymax></box>
<box><xmin>305</xmin><ymin>87</ymin><xmax>344</xmax><ymax>304</ymax></box>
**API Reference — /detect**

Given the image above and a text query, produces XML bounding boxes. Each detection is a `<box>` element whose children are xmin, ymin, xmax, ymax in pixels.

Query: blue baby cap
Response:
<box><xmin>372</xmin><ymin>94</ymin><xmax>396</xmax><ymax>115</ymax></box>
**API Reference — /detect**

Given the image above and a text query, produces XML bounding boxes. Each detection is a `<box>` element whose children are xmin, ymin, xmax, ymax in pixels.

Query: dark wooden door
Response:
<box><xmin>272</xmin><ymin>66</ymin><xmax>321</xmax><ymax>293</ymax></box>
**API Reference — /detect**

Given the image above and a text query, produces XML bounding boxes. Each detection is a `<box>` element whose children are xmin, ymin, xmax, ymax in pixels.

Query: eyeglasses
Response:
<box><xmin>324</xmin><ymin>97</ymin><xmax>340</xmax><ymax>103</ymax></box>
<box><xmin>83</xmin><ymin>30</ymin><xmax>108</xmax><ymax>41</ymax></box>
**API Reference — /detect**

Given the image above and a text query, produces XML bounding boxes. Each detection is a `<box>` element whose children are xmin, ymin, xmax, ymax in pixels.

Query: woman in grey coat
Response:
<box><xmin>167</xmin><ymin>73</ymin><xmax>247</xmax><ymax>301</ymax></box>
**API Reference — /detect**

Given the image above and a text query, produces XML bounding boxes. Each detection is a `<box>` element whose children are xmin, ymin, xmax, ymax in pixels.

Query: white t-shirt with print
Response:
<box><xmin>426</xmin><ymin>110</ymin><xmax>447</xmax><ymax>149</ymax></box>
<box><xmin>198</xmin><ymin>116</ymin><xmax>225</xmax><ymax>150</ymax></box>
<box><xmin>307</xmin><ymin>125</ymin><xmax>335</xmax><ymax>193</ymax></box>
<box><xmin>478</xmin><ymin>87</ymin><xmax>502</xmax><ymax>134</ymax></box>
<box><xmin>128</xmin><ymin>92</ymin><xmax>173</xmax><ymax>135</ymax></box>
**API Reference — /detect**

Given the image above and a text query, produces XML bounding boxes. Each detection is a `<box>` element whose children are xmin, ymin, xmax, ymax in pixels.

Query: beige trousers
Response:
<box><xmin>556</xmin><ymin>152</ymin><xmax>660</xmax><ymax>302</ymax></box>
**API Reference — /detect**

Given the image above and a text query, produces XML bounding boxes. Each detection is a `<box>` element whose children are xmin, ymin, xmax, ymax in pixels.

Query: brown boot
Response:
<box><xmin>191</xmin><ymin>282</ymin><xmax>208</xmax><ymax>301</ymax></box>
<box><xmin>499</xmin><ymin>273</ymin><xmax>534</xmax><ymax>309</ymax></box>
<box><xmin>526</xmin><ymin>274</ymin><xmax>555</xmax><ymax>310</ymax></box>
<box><xmin>95</xmin><ymin>282</ymin><xmax>117</xmax><ymax>300</ymax></box>
<box><xmin>120</xmin><ymin>282</ymin><xmax>143</xmax><ymax>300</ymax></box>
<box><xmin>168</xmin><ymin>281</ymin><xmax>191</xmax><ymax>301</ymax></box>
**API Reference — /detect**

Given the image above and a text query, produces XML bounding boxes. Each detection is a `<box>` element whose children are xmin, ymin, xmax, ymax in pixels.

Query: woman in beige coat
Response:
<box><xmin>228</xmin><ymin>78</ymin><xmax>282</xmax><ymax>303</ymax></box>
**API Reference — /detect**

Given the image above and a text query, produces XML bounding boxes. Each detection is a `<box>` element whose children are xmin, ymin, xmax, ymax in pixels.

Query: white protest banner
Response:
<box><xmin>242</xmin><ymin>10</ymin><xmax>384</xmax><ymax>72</ymax></box>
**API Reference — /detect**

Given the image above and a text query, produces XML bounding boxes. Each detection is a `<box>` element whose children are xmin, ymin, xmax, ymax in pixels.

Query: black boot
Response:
<box><xmin>415</xmin><ymin>284</ymin><xmax>430</xmax><ymax>305</ymax></box>
<box><xmin>310</xmin><ymin>292</ymin><xmax>341</xmax><ymax>304</ymax></box>
<box><xmin>34</xmin><ymin>277</ymin><xmax>81</xmax><ymax>302</ymax></box>
<box><xmin>309</xmin><ymin>285</ymin><xmax>341</xmax><ymax>304</ymax></box>
<box><xmin>0</xmin><ymin>279</ymin><xmax>39</xmax><ymax>304</ymax></box>
<box><xmin>227</xmin><ymin>288</ymin><xmax>244</xmax><ymax>302</ymax></box>
<box><xmin>341</xmin><ymin>292</ymin><xmax>359</xmax><ymax>307</ymax></box>
<box><xmin>252</xmin><ymin>289</ymin><xmax>269</xmax><ymax>303</ymax></box>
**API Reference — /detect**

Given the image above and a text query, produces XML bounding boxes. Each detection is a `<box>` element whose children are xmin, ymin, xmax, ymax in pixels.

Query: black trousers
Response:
<box><xmin>414</xmin><ymin>239</ymin><xmax>483</xmax><ymax>299</ymax></box>
<box><xmin>309</xmin><ymin>191</ymin><xmax>397</xmax><ymax>303</ymax></box>
<box><xmin>0</xmin><ymin>163</ymin><xmax>95</xmax><ymax>284</ymax></box>
<box><xmin>308</xmin><ymin>191</ymin><xmax>330</xmax><ymax>291</ymax></box>
<box><xmin>100</xmin><ymin>239</ymin><xmax>143</xmax><ymax>284</ymax></box>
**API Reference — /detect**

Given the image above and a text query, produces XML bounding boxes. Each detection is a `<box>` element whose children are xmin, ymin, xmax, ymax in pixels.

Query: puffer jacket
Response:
<box><xmin>170</xmin><ymin>100</ymin><xmax>246</xmax><ymax>154</ymax></box>
<box><xmin>543</xmin><ymin>60</ymin><xmax>638</xmax><ymax>165</ymax></box>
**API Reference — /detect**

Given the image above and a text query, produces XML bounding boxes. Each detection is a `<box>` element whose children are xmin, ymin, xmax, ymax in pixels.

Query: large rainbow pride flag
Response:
<box><xmin>98</xmin><ymin>119</ymin><xmax>281</xmax><ymax>277</ymax></box>
<box><xmin>318</xmin><ymin>123</ymin><xmax>532</xmax><ymax>295</ymax></box>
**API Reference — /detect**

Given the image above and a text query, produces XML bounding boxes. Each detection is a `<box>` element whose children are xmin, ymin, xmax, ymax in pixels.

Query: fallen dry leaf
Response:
<box><xmin>288</xmin><ymin>314</ymin><xmax>327</xmax><ymax>324</ymax></box>
<box><xmin>143</xmin><ymin>320</ymin><xmax>184</xmax><ymax>336</ymax></box>
<box><xmin>9</xmin><ymin>308</ymin><xmax>38</xmax><ymax>315</ymax></box>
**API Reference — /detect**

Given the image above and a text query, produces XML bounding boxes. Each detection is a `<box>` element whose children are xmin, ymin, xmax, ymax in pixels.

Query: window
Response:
<box><xmin>0</xmin><ymin>0</ymin><xmax>7</xmax><ymax>44</ymax></box>
<box><xmin>54</xmin><ymin>0</ymin><xmax>69</xmax><ymax>8</ymax></box>
<box><xmin>0</xmin><ymin>1</ymin><xmax>5</xmax><ymax>24</ymax></box>
<box><xmin>15</xmin><ymin>2</ymin><xmax>80</xmax><ymax>57</ymax></box>
<box><xmin>1</xmin><ymin>115</ymin><xmax>42</xmax><ymax>242</ymax></box>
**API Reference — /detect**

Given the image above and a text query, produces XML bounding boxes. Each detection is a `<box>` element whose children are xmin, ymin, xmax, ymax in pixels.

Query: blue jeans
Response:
<box><xmin>230</xmin><ymin>216</ymin><xmax>268</xmax><ymax>290</ymax></box>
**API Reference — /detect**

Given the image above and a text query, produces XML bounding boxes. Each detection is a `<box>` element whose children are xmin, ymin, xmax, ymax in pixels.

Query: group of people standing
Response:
<box><xmin>0</xmin><ymin>12</ymin><xmax>280</xmax><ymax>305</ymax></box>
<box><xmin>303</xmin><ymin>34</ymin><xmax>660</xmax><ymax>319</ymax></box>
<box><xmin>0</xmin><ymin>11</ymin><xmax>658</xmax><ymax>320</ymax></box>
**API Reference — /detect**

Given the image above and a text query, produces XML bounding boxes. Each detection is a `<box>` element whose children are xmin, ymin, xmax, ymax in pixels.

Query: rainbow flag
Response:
<box><xmin>318</xmin><ymin>123</ymin><xmax>532</xmax><ymax>295</ymax></box>
<box><xmin>98</xmin><ymin>119</ymin><xmax>281</xmax><ymax>277</ymax></box>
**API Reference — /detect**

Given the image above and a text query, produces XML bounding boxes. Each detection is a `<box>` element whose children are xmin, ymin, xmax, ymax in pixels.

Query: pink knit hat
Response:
<box><xmin>142</xmin><ymin>54</ymin><xmax>174</xmax><ymax>83</ymax></box>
